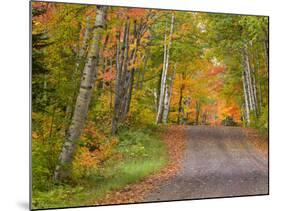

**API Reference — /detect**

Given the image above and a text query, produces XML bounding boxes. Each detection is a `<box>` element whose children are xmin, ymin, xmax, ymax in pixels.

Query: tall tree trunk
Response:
<box><xmin>117</xmin><ymin>19</ymin><xmax>131</xmax><ymax>123</ymax></box>
<box><xmin>264</xmin><ymin>40</ymin><xmax>269</xmax><ymax>70</ymax></box>
<box><xmin>123</xmin><ymin>21</ymin><xmax>141</xmax><ymax>116</ymax></box>
<box><xmin>249</xmin><ymin>51</ymin><xmax>259</xmax><ymax>116</ymax></box>
<box><xmin>153</xmin><ymin>88</ymin><xmax>158</xmax><ymax>112</ymax></box>
<box><xmin>242</xmin><ymin>70</ymin><xmax>250</xmax><ymax>125</ymax></box>
<box><xmin>245</xmin><ymin>47</ymin><xmax>258</xmax><ymax>116</ymax></box>
<box><xmin>111</xmin><ymin>19</ymin><xmax>130</xmax><ymax>135</ymax></box>
<box><xmin>156</xmin><ymin>23</ymin><xmax>167</xmax><ymax>124</ymax></box>
<box><xmin>135</xmin><ymin>54</ymin><xmax>145</xmax><ymax>89</ymax></box>
<box><xmin>124</xmin><ymin>70</ymin><xmax>135</xmax><ymax>114</ymax></box>
<box><xmin>255</xmin><ymin>50</ymin><xmax>263</xmax><ymax>112</ymax></box>
<box><xmin>102</xmin><ymin>58</ymin><xmax>107</xmax><ymax>89</ymax></box>
<box><xmin>65</xmin><ymin>16</ymin><xmax>91</xmax><ymax>121</ymax></box>
<box><xmin>243</xmin><ymin>47</ymin><xmax>254</xmax><ymax>112</ymax></box>
<box><xmin>177</xmin><ymin>84</ymin><xmax>184</xmax><ymax>124</ymax></box>
<box><xmin>195</xmin><ymin>100</ymin><xmax>200</xmax><ymax>125</ymax></box>
<box><xmin>109</xmin><ymin>58</ymin><xmax>113</xmax><ymax>109</ymax></box>
<box><xmin>156</xmin><ymin>14</ymin><xmax>175</xmax><ymax>124</ymax></box>
<box><xmin>54</xmin><ymin>6</ymin><xmax>107</xmax><ymax>181</ymax></box>
<box><xmin>162</xmin><ymin>63</ymin><xmax>176</xmax><ymax>123</ymax></box>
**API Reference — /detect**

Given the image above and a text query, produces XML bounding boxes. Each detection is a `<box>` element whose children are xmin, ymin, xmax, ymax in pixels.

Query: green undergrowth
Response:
<box><xmin>32</xmin><ymin>126</ymin><xmax>168</xmax><ymax>209</ymax></box>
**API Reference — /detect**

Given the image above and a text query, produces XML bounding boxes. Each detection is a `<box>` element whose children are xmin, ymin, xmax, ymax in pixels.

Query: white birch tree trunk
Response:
<box><xmin>242</xmin><ymin>70</ymin><xmax>250</xmax><ymax>125</ymax></box>
<box><xmin>156</xmin><ymin>14</ymin><xmax>175</xmax><ymax>124</ymax></box>
<box><xmin>246</xmin><ymin>51</ymin><xmax>256</xmax><ymax>111</ymax></box>
<box><xmin>245</xmin><ymin>59</ymin><xmax>253</xmax><ymax>111</ymax></box>
<box><xmin>54</xmin><ymin>6</ymin><xmax>107</xmax><ymax>181</ymax></box>
<box><xmin>156</xmin><ymin>22</ymin><xmax>168</xmax><ymax>124</ymax></box>
<box><xmin>162</xmin><ymin>63</ymin><xmax>176</xmax><ymax>123</ymax></box>
<box><xmin>153</xmin><ymin>88</ymin><xmax>158</xmax><ymax>112</ymax></box>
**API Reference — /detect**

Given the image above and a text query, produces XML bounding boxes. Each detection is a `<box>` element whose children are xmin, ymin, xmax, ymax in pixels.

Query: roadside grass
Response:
<box><xmin>32</xmin><ymin>126</ymin><xmax>168</xmax><ymax>209</ymax></box>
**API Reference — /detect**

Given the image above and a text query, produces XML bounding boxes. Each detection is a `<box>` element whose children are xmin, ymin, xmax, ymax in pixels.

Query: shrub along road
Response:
<box><xmin>145</xmin><ymin>126</ymin><xmax>268</xmax><ymax>201</ymax></box>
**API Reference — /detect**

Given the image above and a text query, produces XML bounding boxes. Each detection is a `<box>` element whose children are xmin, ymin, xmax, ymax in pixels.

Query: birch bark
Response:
<box><xmin>162</xmin><ymin>63</ymin><xmax>176</xmax><ymax>123</ymax></box>
<box><xmin>156</xmin><ymin>14</ymin><xmax>175</xmax><ymax>124</ymax></box>
<box><xmin>242</xmin><ymin>70</ymin><xmax>250</xmax><ymax>125</ymax></box>
<box><xmin>54</xmin><ymin>6</ymin><xmax>107</xmax><ymax>181</ymax></box>
<box><xmin>243</xmin><ymin>47</ymin><xmax>254</xmax><ymax>111</ymax></box>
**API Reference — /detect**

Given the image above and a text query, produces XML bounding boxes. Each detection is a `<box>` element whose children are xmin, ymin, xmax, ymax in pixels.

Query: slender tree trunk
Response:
<box><xmin>245</xmin><ymin>47</ymin><xmax>258</xmax><ymax>117</ymax></box>
<box><xmin>177</xmin><ymin>84</ymin><xmax>183</xmax><ymax>124</ymax></box>
<box><xmin>242</xmin><ymin>70</ymin><xmax>250</xmax><ymax>125</ymax></box>
<box><xmin>156</xmin><ymin>14</ymin><xmax>175</xmax><ymax>124</ymax></box>
<box><xmin>264</xmin><ymin>40</ymin><xmax>269</xmax><ymax>69</ymax></box>
<box><xmin>111</xmin><ymin>30</ymin><xmax>123</xmax><ymax>135</ymax></box>
<box><xmin>153</xmin><ymin>88</ymin><xmax>158</xmax><ymax>112</ymax></box>
<box><xmin>111</xmin><ymin>19</ymin><xmax>130</xmax><ymax>135</ymax></box>
<box><xmin>43</xmin><ymin>73</ymin><xmax>48</xmax><ymax>105</ymax></box>
<box><xmin>156</xmin><ymin>23</ymin><xmax>167</xmax><ymax>124</ymax></box>
<box><xmin>255</xmin><ymin>51</ymin><xmax>263</xmax><ymax>112</ymax></box>
<box><xmin>243</xmin><ymin>47</ymin><xmax>254</xmax><ymax>112</ymax></box>
<box><xmin>54</xmin><ymin>6</ymin><xmax>107</xmax><ymax>181</ymax></box>
<box><xmin>117</xmin><ymin>19</ymin><xmax>130</xmax><ymax>122</ymax></box>
<box><xmin>135</xmin><ymin>54</ymin><xmax>145</xmax><ymax>89</ymax></box>
<box><xmin>123</xmin><ymin>22</ymin><xmax>141</xmax><ymax>115</ymax></box>
<box><xmin>195</xmin><ymin>100</ymin><xmax>200</xmax><ymax>125</ymax></box>
<box><xmin>250</xmin><ymin>55</ymin><xmax>259</xmax><ymax>116</ymax></box>
<box><xmin>162</xmin><ymin>63</ymin><xmax>176</xmax><ymax>123</ymax></box>
<box><xmin>109</xmin><ymin>59</ymin><xmax>113</xmax><ymax>109</ymax></box>
<box><xmin>102</xmin><ymin>59</ymin><xmax>107</xmax><ymax>89</ymax></box>
<box><xmin>124</xmin><ymin>70</ymin><xmax>135</xmax><ymax>114</ymax></box>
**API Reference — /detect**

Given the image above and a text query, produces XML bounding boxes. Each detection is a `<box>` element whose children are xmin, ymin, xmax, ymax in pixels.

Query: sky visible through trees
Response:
<box><xmin>31</xmin><ymin>2</ymin><xmax>268</xmax><ymax>209</ymax></box>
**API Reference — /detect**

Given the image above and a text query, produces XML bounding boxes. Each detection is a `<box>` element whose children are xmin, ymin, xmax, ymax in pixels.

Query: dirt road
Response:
<box><xmin>145</xmin><ymin>126</ymin><xmax>268</xmax><ymax>201</ymax></box>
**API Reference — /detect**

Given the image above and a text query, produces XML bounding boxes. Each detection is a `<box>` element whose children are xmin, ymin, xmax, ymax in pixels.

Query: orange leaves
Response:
<box><xmin>73</xmin><ymin>122</ymin><xmax>119</xmax><ymax>178</ymax></box>
<box><xmin>103</xmin><ymin>68</ymin><xmax>116</xmax><ymax>82</ymax></box>
<box><xmin>127</xmin><ymin>8</ymin><xmax>147</xmax><ymax>18</ymax></box>
<box><xmin>77</xmin><ymin>147</ymin><xmax>99</xmax><ymax>169</ymax></box>
<box><xmin>32</xmin><ymin>131</ymin><xmax>39</xmax><ymax>140</ymax></box>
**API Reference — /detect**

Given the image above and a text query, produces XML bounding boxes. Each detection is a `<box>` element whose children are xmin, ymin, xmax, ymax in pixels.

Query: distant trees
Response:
<box><xmin>206</xmin><ymin>14</ymin><xmax>268</xmax><ymax>127</ymax></box>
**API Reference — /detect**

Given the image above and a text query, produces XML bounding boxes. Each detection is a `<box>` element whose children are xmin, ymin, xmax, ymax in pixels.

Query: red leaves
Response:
<box><xmin>208</xmin><ymin>65</ymin><xmax>225</xmax><ymax>76</ymax></box>
<box><xmin>103</xmin><ymin>68</ymin><xmax>116</xmax><ymax>81</ymax></box>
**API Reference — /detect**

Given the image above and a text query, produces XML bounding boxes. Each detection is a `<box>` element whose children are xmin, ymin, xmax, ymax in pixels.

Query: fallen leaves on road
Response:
<box><xmin>95</xmin><ymin>125</ymin><xmax>187</xmax><ymax>205</ymax></box>
<box><xmin>244</xmin><ymin>128</ymin><xmax>268</xmax><ymax>158</ymax></box>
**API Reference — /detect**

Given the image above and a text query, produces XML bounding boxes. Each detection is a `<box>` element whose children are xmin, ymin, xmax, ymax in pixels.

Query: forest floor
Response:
<box><xmin>144</xmin><ymin>126</ymin><xmax>268</xmax><ymax>202</ymax></box>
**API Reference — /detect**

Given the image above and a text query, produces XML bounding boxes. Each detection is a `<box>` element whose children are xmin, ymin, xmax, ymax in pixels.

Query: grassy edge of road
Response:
<box><xmin>32</xmin><ymin>126</ymin><xmax>169</xmax><ymax>209</ymax></box>
<box><xmin>95</xmin><ymin>125</ymin><xmax>187</xmax><ymax>205</ymax></box>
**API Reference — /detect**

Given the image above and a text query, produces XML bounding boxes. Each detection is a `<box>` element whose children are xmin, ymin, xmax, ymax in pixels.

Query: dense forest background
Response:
<box><xmin>32</xmin><ymin>2</ymin><xmax>268</xmax><ymax>209</ymax></box>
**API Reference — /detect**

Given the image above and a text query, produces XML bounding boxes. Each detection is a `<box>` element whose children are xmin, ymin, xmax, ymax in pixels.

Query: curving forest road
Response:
<box><xmin>145</xmin><ymin>126</ymin><xmax>268</xmax><ymax>202</ymax></box>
